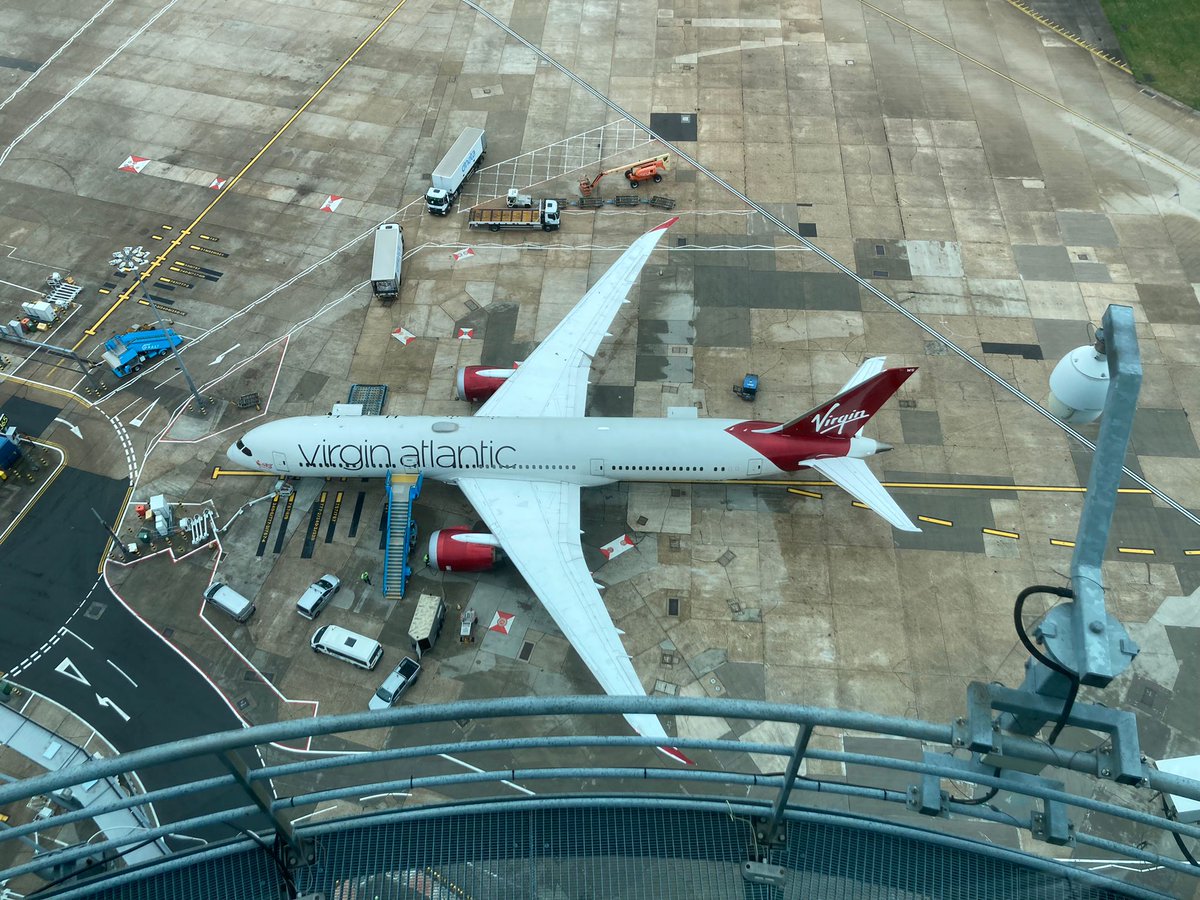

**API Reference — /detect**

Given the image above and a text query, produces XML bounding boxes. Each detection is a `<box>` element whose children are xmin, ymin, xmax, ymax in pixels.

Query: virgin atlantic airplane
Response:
<box><xmin>229</xmin><ymin>217</ymin><xmax>918</xmax><ymax>764</ymax></box>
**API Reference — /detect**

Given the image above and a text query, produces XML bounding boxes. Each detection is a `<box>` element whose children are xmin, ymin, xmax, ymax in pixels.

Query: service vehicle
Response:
<box><xmin>370</xmin><ymin>224</ymin><xmax>404</xmax><ymax>300</ymax></box>
<box><xmin>310</xmin><ymin>625</ymin><xmax>382</xmax><ymax>670</ymax></box>
<box><xmin>102</xmin><ymin>328</ymin><xmax>183</xmax><ymax>377</ymax></box>
<box><xmin>368</xmin><ymin>656</ymin><xmax>421</xmax><ymax>710</ymax></box>
<box><xmin>426</xmin><ymin>127</ymin><xmax>486</xmax><ymax>215</ymax></box>
<box><xmin>203</xmin><ymin>582</ymin><xmax>255</xmax><ymax>623</ymax></box>
<box><xmin>468</xmin><ymin>200</ymin><xmax>560</xmax><ymax>232</ymax></box>
<box><xmin>505</xmin><ymin>189</ymin><xmax>533</xmax><ymax>208</ymax></box>
<box><xmin>407</xmin><ymin>593</ymin><xmax>446</xmax><ymax>659</ymax></box>
<box><xmin>296</xmin><ymin>574</ymin><xmax>341</xmax><ymax>620</ymax></box>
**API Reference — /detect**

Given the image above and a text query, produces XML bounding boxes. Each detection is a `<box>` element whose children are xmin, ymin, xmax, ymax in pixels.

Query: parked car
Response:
<box><xmin>368</xmin><ymin>657</ymin><xmax>422</xmax><ymax>710</ymax></box>
<box><xmin>296</xmin><ymin>574</ymin><xmax>341</xmax><ymax>620</ymax></box>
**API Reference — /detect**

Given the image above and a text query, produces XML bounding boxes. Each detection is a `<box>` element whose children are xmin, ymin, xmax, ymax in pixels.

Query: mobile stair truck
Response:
<box><xmin>101</xmin><ymin>328</ymin><xmax>183</xmax><ymax>377</ymax></box>
<box><xmin>468</xmin><ymin>200</ymin><xmax>560</xmax><ymax>232</ymax></box>
<box><xmin>370</xmin><ymin>223</ymin><xmax>404</xmax><ymax>300</ymax></box>
<box><xmin>425</xmin><ymin>127</ymin><xmax>486</xmax><ymax>215</ymax></box>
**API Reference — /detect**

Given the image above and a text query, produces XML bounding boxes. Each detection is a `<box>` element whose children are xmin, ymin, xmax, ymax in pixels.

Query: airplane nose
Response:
<box><xmin>876</xmin><ymin>442</ymin><xmax>893</xmax><ymax>453</ymax></box>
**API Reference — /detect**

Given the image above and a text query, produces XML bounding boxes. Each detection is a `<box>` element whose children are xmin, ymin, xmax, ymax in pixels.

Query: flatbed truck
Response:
<box><xmin>468</xmin><ymin>200</ymin><xmax>560</xmax><ymax>232</ymax></box>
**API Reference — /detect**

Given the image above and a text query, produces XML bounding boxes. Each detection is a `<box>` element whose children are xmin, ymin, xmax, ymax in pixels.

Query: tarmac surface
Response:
<box><xmin>1</xmin><ymin>0</ymin><xmax>1200</xmax><ymax>889</ymax></box>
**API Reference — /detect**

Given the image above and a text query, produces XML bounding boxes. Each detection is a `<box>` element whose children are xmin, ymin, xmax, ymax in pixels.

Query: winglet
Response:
<box><xmin>658</xmin><ymin>745</ymin><xmax>696</xmax><ymax>766</ymax></box>
<box><xmin>653</xmin><ymin>216</ymin><xmax>680</xmax><ymax>231</ymax></box>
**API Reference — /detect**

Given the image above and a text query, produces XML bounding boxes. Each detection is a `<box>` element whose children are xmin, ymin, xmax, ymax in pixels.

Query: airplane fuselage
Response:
<box><xmin>233</xmin><ymin>414</ymin><xmax>882</xmax><ymax>485</ymax></box>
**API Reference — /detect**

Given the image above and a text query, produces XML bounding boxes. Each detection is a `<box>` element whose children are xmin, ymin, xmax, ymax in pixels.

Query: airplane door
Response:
<box><xmin>590</xmin><ymin>458</ymin><xmax>606</xmax><ymax>476</ymax></box>
<box><xmin>747</xmin><ymin>459</ymin><xmax>763</xmax><ymax>476</ymax></box>
<box><xmin>273</xmin><ymin>451</ymin><xmax>290</xmax><ymax>474</ymax></box>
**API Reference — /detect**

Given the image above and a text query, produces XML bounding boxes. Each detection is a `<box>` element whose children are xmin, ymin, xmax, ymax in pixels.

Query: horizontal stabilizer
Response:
<box><xmin>806</xmin><ymin>456</ymin><xmax>920</xmax><ymax>532</ymax></box>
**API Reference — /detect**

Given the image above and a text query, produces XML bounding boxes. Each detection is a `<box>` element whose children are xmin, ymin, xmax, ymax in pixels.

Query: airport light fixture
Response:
<box><xmin>109</xmin><ymin>245</ymin><xmax>207</xmax><ymax>413</ymax></box>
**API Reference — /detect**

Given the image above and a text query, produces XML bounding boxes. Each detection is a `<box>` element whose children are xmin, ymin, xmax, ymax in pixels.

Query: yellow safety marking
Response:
<box><xmin>98</xmin><ymin>288</ymin><xmax>110</xmax><ymax>295</ymax></box>
<box><xmin>982</xmin><ymin>528</ymin><xmax>1020</xmax><ymax>540</ymax></box>
<box><xmin>197</xmin><ymin>234</ymin><xmax>219</xmax><ymax>242</ymax></box>
<box><xmin>161</xmin><ymin>224</ymin><xmax>173</xmax><ymax>230</ymax></box>
<box><xmin>744</xmin><ymin>478</ymin><xmax>1151</xmax><ymax>495</ymax></box>
<box><xmin>211</xmin><ymin>467</ymin><xmax>272</xmax><ymax>478</ymax></box>
<box><xmin>188</xmin><ymin>244</ymin><xmax>229</xmax><ymax>258</ymax></box>
<box><xmin>135</xmin><ymin>298</ymin><xmax>186</xmax><ymax>316</ymax></box>
<box><xmin>857</xmin><ymin>0</ymin><xmax>1197</xmax><ymax>184</ymax></box>
<box><xmin>1050</xmin><ymin>539</ymin><xmax>1076</xmax><ymax>548</ymax></box>
<box><xmin>1185</xmin><ymin>549</ymin><xmax>1200</xmax><ymax>556</ymax></box>
<box><xmin>917</xmin><ymin>515</ymin><xmax>952</xmax><ymax>527</ymax></box>
<box><xmin>150</xmin><ymin>234</ymin><xmax>163</xmax><ymax>241</ymax></box>
<box><xmin>74</xmin><ymin>0</ymin><xmax>412</xmax><ymax>347</ymax></box>
<box><xmin>851</xmin><ymin>501</ymin><xmax>871</xmax><ymax>510</ymax></box>
<box><xmin>786</xmin><ymin>487</ymin><xmax>822</xmax><ymax>499</ymax></box>
<box><xmin>1000</xmin><ymin>0</ymin><xmax>1132</xmax><ymax>74</ymax></box>
<box><xmin>1117</xmin><ymin>547</ymin><xmax>1155</xmax><ymax>556</ymax></box>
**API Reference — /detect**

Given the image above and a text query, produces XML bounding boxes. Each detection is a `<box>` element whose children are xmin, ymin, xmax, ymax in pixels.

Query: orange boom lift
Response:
<box><xmin>579</xmin><ymin>153</ymin><xmax>670</xmax><ymax>197</ymax></box>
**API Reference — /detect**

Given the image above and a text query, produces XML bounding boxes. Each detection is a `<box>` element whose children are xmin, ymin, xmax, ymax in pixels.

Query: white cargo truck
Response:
<box><xmin>468</xmin><ymin>200</ymin><xmax>560</xmax><ymax>232</ymax></box>
<box><xmin>408</xmin><ymin>593</ymin><xmax>446</xmax><ymax>659</ymax></box>
<box><xmin>426</xmin><ymin>127</ymin><xmax>487</xmax><ymax>215</ymax></box>
<box><xmin>370</xmin><ymin>223</ymin><xmax>404</xmax><ymax>300</ymax></box>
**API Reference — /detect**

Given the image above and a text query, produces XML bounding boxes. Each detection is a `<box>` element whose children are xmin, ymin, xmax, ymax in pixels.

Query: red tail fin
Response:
<box><xmin>777</xmin><ymin>367</ymin><xmax>917</xmax><ymax>438</ymax></box>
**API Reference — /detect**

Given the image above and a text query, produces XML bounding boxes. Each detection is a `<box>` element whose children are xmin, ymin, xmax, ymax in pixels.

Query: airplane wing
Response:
<box><xmin>805</xmin><ymin>456</ymin><xmax>921</xmax><ymax>532</ymax></box>
<box><xmin>477</xmin><ymin>217</ymin><xmax>678</xmax><ymax>419</ymax></box>
<box><xmin>455</xmin><ymin>476</ymin><xmax>688</xmax><ymax>760</ymax></box>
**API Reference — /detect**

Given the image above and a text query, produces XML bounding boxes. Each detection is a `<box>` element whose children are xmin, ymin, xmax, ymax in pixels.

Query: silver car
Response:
<box><xmin>296</xmin><ymin>574</ymin><xmax>341</xmax><ymax>620</ymax></box>
<box><xmin>369</xmin><ymin>657</ymin><xmax>421</xmax><ymax>710</ymax></box>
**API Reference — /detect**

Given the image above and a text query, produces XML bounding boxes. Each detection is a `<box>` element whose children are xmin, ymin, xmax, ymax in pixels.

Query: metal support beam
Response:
<box><xmin>756</xmin><ymin>723</ymin><xmax>813</xmax><ymax>846</ymax></box>
<box><xmin>1001</xmin><ymin>305</ymin><xmax>1141</xmax><ymax>741</ymax></box>
<box><xmin>0</xmin><ymin>329</ymin><xmax>105</xmax><ymax>394</ymax></box>
<box><xmin>1066</xmin><ymin>304</ymin><xmax>1142</xmax><ymax>687</ymax></box>
<box><xmin>218</xmin><ymin>751</ymin><xmax>312</xmax><ymax>868</ymax></box>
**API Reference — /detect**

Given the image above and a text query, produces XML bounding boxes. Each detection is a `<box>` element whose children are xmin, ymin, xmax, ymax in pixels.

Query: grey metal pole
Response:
<box><xmin>757</xmin><ymin>723</ymin><xmax>813</xmax><ymax>845</ymax></box>
<box><xmin>92</xmin><ymin>507</ymin><xmax>130</xmax><ymax>562</ymax></box>
<box><xmin>143</xmin><ymin>291</ymin><xmax>207</xmax><ymax>413</ymax></box>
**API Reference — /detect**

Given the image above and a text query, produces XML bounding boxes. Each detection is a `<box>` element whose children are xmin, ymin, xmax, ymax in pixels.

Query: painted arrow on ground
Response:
<box><xmin>53</xmin><ymin>417</ymin><xmax>82</xmax><ymax>439</ymax></box>
<box><xmin>130</xmin><ymin>398</ymin><xmax>159</xmax><ymax>427</ymax></box>
<box><xmin>209</xmin><ymin>343</ymin><xmax>241</xmax><ymax>366</ymax></box>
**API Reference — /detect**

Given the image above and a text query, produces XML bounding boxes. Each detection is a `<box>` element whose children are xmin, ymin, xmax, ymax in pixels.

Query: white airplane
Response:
<box><xmin>229</xmin><ymin>217</ymin><xmax>919</xmax><ymax>764</ymax></box>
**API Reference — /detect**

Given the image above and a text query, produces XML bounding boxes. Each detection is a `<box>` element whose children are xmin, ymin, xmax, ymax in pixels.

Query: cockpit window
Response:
<box><xmin>236</xmin><ymin>439</ymin><xmax>252</xmax><ymax>457</ymax></box>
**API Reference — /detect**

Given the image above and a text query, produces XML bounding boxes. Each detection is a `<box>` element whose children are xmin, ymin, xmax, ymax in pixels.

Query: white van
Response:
<box><xmin>203</xmin><ymin>582</ymin><xmax>255</xmax><ymax>623</ymax></box>
<box><xmin>310</xmin><ymin>625</ymin><xmax>382</xmax><ymax>671</ymax></box>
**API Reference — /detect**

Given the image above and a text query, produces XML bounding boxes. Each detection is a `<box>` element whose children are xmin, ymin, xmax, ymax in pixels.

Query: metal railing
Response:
<box><xmin>1</xmin><ymin>694</ymin><xmax>1197</xmax><ymax>899</ymax></box>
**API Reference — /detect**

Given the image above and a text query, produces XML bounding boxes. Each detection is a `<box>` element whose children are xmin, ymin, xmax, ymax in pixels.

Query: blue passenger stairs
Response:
<box><xmin>383</xmin><ymin>472</ymin><xmax>422</xmax><ymax>599</ymax></box>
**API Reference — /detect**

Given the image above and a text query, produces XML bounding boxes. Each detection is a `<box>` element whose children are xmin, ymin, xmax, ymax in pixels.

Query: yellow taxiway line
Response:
<box><xmin>76</xmin><ymin>0</ymin><xmax>412</xmax><ymax>347</ymax></box>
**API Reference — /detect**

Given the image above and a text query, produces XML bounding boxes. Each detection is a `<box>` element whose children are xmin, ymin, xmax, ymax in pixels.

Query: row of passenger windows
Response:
<box><xmin>612</xmin><ymin>465</ymin><xmax>726</xmax><ymax>472</ymax></box>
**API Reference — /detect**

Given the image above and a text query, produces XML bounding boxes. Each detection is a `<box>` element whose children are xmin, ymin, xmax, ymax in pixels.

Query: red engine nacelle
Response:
<box><xmin>455</xmin><ymin>365</ymin><xmax>516</xmax><ymax>403</ymax></box>
<box><xmin>428</xmin><ymin>527</ymin><xmax>503</xmax><ymax>572</ymax></box>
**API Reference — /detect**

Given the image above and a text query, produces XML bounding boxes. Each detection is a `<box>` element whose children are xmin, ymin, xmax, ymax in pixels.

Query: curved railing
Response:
<box><xmin>2</xmin><ymin>694</ymin><xmax>1198</xmax><ymax>899</ymax></box>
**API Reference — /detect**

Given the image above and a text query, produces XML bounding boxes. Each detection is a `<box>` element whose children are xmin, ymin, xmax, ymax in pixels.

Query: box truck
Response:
<box><xmin>426</xmin><ymin>127</ymin><xmax>486</xmax><ymax>215</ymax></box>
<box><xmin>370</xmin><ymin>223</ymin><xmax>404</xmax><ymax>300</ymax></box>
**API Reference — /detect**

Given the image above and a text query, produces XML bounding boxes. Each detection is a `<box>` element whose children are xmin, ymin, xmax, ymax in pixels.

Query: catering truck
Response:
<box><xmin>426</xmin><ymin>127</ymin><xmax>486</xmax><ymax>215</ymax></box>
<box><xmin>468</xmin><ymin>200</ymin><xmax>560</xmax><ymax>232</ymax></box>
<box><xmin>370</xmin><ymin>223</ymin><xmax>404</xmax><ymax>300</ymax></box>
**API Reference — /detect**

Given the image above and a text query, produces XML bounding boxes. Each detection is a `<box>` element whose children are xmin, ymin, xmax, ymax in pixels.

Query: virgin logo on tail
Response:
<box><xmin>811</xmin><ymin>403</ymin><xmax>869</xmax><ymax>436</ymax></box>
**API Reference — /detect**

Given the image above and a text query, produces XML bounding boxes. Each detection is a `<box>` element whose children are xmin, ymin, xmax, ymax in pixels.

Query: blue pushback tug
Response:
<box><xmin>734</xmin><ymin>373</ymin><xmax>759</xmax><ymax>401</ymax></box>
